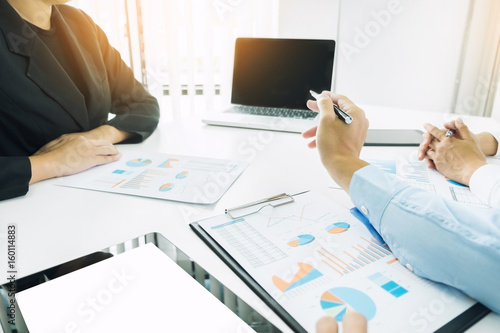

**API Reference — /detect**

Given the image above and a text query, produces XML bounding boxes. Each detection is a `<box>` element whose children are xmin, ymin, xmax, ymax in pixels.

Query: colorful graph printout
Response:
<box><xmin>58</xmin><ymin>150</ymin><xmax>248</xmax><ymax>204</ymax></box>
<box><xmin>195</xmin><ymin>190</ymin><xmax>478</xmax><ymax>332</ymax></box>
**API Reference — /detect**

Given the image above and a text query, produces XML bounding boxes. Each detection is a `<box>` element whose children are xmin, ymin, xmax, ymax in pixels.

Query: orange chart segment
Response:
<box><xmin>159</xmin><ymin>183</ymin><xmax>174</xmax><ymax>192</ymax></box>
<box><xmin>326</xmin><ymin>222</ymin><xmax>350</xmax><ymax>234</ymax></box>
<box><xmin>125</xmin><ymin>158</ymin><xmax>152</xmax><ymax>168</ymax></box>
<box><xmin>272</xmin><ymin>263</ymin><xmax>323</xmax><ymax>292</ymax></box>
<box><xmin>158</xmin><ymin>158</ymin><xmax>179</xmax><ymax>168</ymax></box>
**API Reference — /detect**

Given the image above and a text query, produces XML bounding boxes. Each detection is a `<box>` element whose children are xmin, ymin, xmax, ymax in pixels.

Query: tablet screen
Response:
<box><xmin>0</xmin><ymin>233</ymin><xmax>279</xmax><ymax>332</ymax></box>
<box><xmin>365</xmin><ymin>129</ymin><xmax>424</xmax><ymax>146</ymax></box>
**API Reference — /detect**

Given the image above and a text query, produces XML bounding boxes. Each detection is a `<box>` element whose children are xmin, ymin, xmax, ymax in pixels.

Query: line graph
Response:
<box><xmin>266</xmin><ymin>203</ymin><xmax>332</xmax><ymax>227</ymax></box>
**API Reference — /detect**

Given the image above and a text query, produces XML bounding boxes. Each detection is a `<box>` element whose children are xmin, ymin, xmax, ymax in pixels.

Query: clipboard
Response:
<box><xmin>190</xmin><ymin>190</ymin><xmax>489</xmax><ymax>332</ymax></box>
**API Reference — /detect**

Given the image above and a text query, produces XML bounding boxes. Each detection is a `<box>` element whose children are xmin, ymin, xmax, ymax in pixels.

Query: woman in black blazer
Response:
<box><xmin>0</xmin><ymin>0</ymin><xmax>160</xmax><ymax>200</ymax></box>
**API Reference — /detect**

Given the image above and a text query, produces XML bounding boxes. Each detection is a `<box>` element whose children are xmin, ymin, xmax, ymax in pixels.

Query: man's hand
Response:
<box><xmin>302</xmin><ymin>92</ymin><xmax>369</xmax><ymax>193</ymax></box>
<box><xmin>316</xmin><ymin>313</ymin><xmax>367</xmax><ymax>333</ymax></box>
<box><xmin>419</xmin><ymin>118</ymin><xmax>487</xmax><ymax>186</ymax></box>
<box><xmin>29</xmin><ymin>135</ymin><xmax>122</xmax><ymax>184</ymax></box>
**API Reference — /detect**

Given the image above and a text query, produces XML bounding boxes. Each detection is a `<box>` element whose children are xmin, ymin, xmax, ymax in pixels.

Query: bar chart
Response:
<box><xmin>368</xmin><ymin>272</ymin><xmax>408</xmax><ymax>298</ymax></box>
<box><xmin>317</xmin><ymin>237</ymin><xmax>392</xmax><ymax>276</ymax></box>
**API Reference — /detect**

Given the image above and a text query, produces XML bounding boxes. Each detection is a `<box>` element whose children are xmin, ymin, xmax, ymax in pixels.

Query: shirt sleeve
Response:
<box><xmin>469</xmin><ymin>164</ymin><xmax>500</xmax><ymax>208</ymax></box>
<box><xmin>349</xmin><ymin>165</ymin><xmax>500</xmax><ymax>314</ymax></box>
<box><xmin>0</xmin><ymin>156</ymin><xmax>31</xmax><ymax>200</ymax></box>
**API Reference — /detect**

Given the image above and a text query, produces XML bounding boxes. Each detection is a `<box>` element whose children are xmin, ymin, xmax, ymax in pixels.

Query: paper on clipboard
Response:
<box><xmin>191</xmin><ymin>190</ymin><xmax>479</xmax><ymax>333</ymax></box>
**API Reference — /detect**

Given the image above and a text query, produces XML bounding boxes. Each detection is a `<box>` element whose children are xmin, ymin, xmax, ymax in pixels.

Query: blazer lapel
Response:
<box><xmin>0</xmin><ymin>0</ymin><xmax>89</xmax><ymax>130</ymax></box>
<box><xmin>26</xmin><ymin>37</ymin><xmax>89</xmax><ymax>129</ymax></box>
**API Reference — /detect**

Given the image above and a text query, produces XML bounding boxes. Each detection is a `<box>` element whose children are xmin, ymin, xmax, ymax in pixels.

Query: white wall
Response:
<box><xmin>492</xmin><ymin>83</ymin><xmax>500</xmax><ymax>123</ymax></box>
<box><xmin>278</xmin><ymin>0</ymin><xmax>472</xmax><ymax>113</ymax></box>
<box><xmin>277</xmin><ymin>0</ymin><xmax>340</xmax><ymax>41</ymax></box>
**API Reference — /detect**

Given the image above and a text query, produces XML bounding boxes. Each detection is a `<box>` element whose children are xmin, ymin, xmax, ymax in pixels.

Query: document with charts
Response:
<box><xmin>58</xmin><ymin>150</ymin><xmax>248</xmax><ymax>204</ymax></box>
<box><xmin>191</xmin><ymin>191</ymin><xmax>483</xmax><ymax>333</ymax></box>
<box><xmin>365</xmin><ymin>157</ymin><xmax>499</xmax><ymax>208</ymax></box>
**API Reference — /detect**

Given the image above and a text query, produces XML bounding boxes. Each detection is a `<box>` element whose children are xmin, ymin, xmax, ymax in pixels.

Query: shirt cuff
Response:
<box><xmin>490</xmin><ymin>130</ymin><xmax>500</xmax><ymax>157</ymax></box>
<box><xmin>349</xmin><ymin>165</ymin><xmax>409</xmax><ymax>233</ymax></box>
<box><xmin>469</xmin><ymin>164</ymin><xmax>500</xmax><ymax>207</ymax></box>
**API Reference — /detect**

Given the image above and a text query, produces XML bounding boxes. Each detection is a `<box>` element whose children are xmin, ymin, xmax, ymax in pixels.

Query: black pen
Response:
<box><xmin>309</xmin><ymin>90</ymin><xmax>352</xmax><ymax>124</ymax></box>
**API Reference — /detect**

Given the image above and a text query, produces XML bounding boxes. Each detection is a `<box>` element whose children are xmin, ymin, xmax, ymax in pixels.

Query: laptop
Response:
<box><xmin>202</xmin><ymin>38</ymin><xmax>336</xmax><ymax>133</ymax></box>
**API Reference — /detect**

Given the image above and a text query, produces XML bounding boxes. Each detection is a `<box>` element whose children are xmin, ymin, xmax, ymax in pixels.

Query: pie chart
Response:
<box><xmin>176</xmin><ymin>171</ymin><xmax>189</xmax><ymax>179</ymax></box>
<box><xmin>288</xmin><ymin>234</ymin><xmax>315</xmax><ymax>247</ymax></box>
<box><xmin>325</xmin><ymin>222</ymin><xmax>350</xmax><ymax>234</ymax></box>
<box><xmin>159</xmin><ymin>183</ymin><xmax>174</xmax><ymax>192</ymax></box>
<box><xmin>126</xmin><ymin>158</ymin><xmax>152</xmax><ymax>167</ymax></box>
<box><xmin>320</xmin><ymin>287</ymin><xmax>376</xmax><ymax>321</ymax></box>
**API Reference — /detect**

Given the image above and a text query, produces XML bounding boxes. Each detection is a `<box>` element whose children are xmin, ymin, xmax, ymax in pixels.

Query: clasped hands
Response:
<box><xmin>418</xmin><ymin>119</ymin><xmax>495</xmax><ymax>186</ymax></box>
<box><xmin>302</xmin><ymin>91</ymin><xmax>495</xmax><ymax>189</ymax></box>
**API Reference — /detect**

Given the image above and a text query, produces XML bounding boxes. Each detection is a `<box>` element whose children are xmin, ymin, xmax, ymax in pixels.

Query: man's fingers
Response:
<box><xmin>316</xmin><ymin>316</ymin><xmax>338</xmax><ymax>333</ymax></box>
<box><xmin>317</xmin><ymin>95</ymin><xmax>336</xmax><ymax>121</ymax></box>
<box><xmin>426</xmin><ymin>148</ymin><xmax>437</xmax><ymax>161</ymax></box>
<box><xmin>302</xmin><ymin>126</ymin><xmax>318</xmax><ymax>139</ymax></box>
<box><xmin>443</xmin><ymin>121</ymin><xmax>458</xmax><ymax>130</ymax></box>
<box><xmin>342</xmin><ymin>312</ymin><xmax>367</xmax><ymax>333</ymax></box>
<box><xmin>423</xmin><ymin>123</ymin><xmax>446</xmax><ymax>141</ymax></box>
<box><xmin>307</xmin><ymin>99</ymin><xmax>319</xmax><ymax>112</ymax></box>
<box><xmin>418</xmin><ymin>132</ymin><xmax>433</xmax><ymax>160</ymax></box>
<box><xmin>426</xmin><ymin>158</ymin><xmax>436</xmax><ymax>169</ymax></box>
<box><xmin>307</xmin><ymin>139</ymin><xmax>317</xmax><ymax>149</ymax></box>
<box><xmin>335</xmin><ymin>95</ymin><xmax>356</xmax><ymax>112</ymax></box>
<box><xmin>455</xmin><ymin>117</ymin><xmax>472</xmax><ymax>140</ymax></box>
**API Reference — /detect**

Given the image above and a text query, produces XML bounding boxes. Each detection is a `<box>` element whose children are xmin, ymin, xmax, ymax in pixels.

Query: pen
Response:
<box><xmin>445</xmin><ymin>129</ymin><xmax>455</xmax><ymax>138</ymax></box>
<box><xmin>310</xmin><ymin>90</ymin><xmax>353</xmax><ymax>124</ymax></box>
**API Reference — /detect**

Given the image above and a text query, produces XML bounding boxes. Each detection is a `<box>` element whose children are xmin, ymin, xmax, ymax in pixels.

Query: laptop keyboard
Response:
<box><xmin>229</xmin><ymin>105</ymin><xmax>318</xmax><ymax>119</ymax></box>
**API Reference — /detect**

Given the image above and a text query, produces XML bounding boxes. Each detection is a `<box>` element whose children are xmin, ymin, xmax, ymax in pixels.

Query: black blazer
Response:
<box><xmin>0</xmin><ymin>1</ymin><xmax>160</xmax><ymax>200</ymax></box>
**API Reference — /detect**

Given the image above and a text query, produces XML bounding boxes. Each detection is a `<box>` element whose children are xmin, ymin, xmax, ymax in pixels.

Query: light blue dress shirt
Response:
<box><xmin>350</xmin><ymin>165</ymin><xmax>500</xmax><ymax>314</ymax></box>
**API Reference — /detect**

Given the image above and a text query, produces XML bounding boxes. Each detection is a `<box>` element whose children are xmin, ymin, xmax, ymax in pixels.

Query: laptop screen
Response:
<box><xmin>231</xmin><ymin>38</ymin><xmax>335</xmax><ymax>110</ymax></box>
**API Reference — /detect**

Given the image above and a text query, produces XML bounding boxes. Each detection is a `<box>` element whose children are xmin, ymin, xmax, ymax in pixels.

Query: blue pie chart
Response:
<box><xmin>320</xmin><ymin>287</ymin><xmax>376</xmax><ymax>321</ymax></box>
<box><xmin>288</xmin><ymin>234</ymin><xmax>315</xmax><ymax>247</ymax></box>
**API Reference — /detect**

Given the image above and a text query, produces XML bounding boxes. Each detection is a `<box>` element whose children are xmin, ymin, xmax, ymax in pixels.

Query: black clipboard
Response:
<box><xmin>191</xmin><ymin>220</ymin><xmax>307</xmax><ymax>333</ymax></box>
<box><xmin>190</xmin><ymin>192</ymin><xmax>491</xmax><ymax>333</ymax></box>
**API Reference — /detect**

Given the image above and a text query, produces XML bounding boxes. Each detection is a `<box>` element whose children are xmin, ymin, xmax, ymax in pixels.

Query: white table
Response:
<box><xmin>1</xmin><ymin>106</ymin><xmax>499</xmax><ymax>332</ymax></box>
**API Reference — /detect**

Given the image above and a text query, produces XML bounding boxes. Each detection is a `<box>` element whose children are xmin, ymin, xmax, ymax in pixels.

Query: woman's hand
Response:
<box><xmin>29</xmin><ymin>135</ymin><xmax>122</xmax><ymax>184</ymax></box>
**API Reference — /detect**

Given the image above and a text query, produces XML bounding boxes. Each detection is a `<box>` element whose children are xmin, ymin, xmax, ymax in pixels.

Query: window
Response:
<box><xmin>70</xmin><ymin>0</ymin><xmax>279</xmax><ymax>122</ymax></box>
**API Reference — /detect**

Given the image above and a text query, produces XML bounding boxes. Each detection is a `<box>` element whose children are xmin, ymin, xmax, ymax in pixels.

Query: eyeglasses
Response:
<box><xmin>225</xmin><ymin>193</ymin><xmax>295</xmax><ymax>219</ymax></box>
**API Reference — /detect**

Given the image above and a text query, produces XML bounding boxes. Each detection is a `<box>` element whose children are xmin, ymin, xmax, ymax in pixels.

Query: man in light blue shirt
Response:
<box><xmin>302</xmin><ymin>92</ymin><xmax>500</xmax><ymax>332</ymax></box>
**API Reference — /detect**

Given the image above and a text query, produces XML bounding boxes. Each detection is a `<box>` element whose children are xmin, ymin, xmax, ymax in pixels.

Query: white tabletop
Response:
<box><xmin>1</xmin><ymin>106</ymin><xmax>499</xmax><ymax>332</ymax></box>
